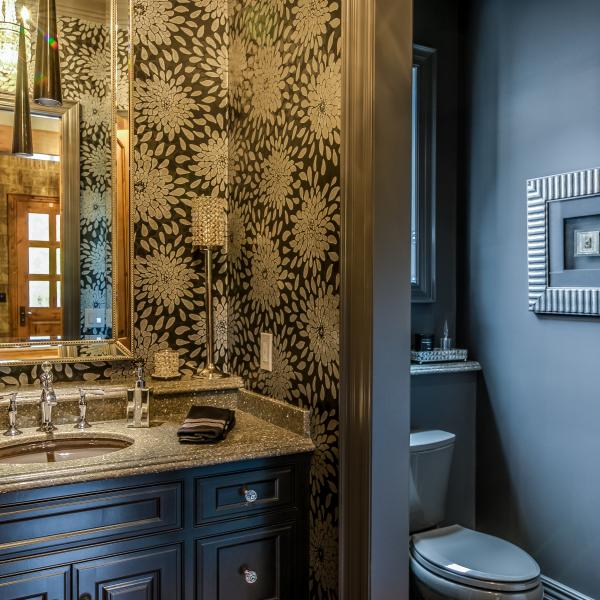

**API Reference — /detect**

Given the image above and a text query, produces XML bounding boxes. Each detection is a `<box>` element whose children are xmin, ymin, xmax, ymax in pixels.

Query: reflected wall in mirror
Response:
<box><xmin>0</xmin><ymin>0</ymin><xmax>132</xmax><ymax>363</ymax></box>
<box><xmin>411</xmin><ymin>44</ymin><xmax>437</xmax><ymax>303</ymax></box>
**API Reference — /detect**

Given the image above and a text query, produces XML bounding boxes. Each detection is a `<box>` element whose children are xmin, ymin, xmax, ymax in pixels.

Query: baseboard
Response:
<box><xmin>543</xmin><ymin>576</ymin><xmax>594</xmax><ymax>600</ymax></box>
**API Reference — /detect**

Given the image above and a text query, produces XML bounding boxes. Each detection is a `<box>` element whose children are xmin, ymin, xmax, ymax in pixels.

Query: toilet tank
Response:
<box><xmin>410</xmin><ymin>430</ymin><xmax>456</xmax><ymax>533</ymax></box>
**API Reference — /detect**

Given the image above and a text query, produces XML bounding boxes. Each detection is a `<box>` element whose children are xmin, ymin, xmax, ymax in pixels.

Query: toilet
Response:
<box><xmin>409</xmin><ymin>430</ymin><xmax>544</xmax><ymax>599</ymax></box>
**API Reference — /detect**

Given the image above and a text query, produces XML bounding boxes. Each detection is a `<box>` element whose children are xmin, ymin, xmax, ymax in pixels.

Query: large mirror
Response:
<box><xmin>0</xmin><ymin>0</ymin><xmax>132</xmax><ymax>364</ymax></box>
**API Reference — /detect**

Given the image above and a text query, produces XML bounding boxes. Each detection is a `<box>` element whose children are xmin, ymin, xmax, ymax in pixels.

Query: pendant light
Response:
<box><xmin>12</xmin><ymin>14</ymin><xmax>32</xmax><ymax>156</ymax></box>
<box><xmin>33</xmin><ymin>0</ymin><xmax>62</xmax><ymax>107</ymax></box>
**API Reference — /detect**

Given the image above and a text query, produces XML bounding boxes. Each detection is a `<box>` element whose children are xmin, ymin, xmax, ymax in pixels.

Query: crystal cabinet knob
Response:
<box><xmin>243</xmin><ymin>488</ymin><xmax>258</xmax><ymax>503</ymax></box>
<box><xmin>243</xmin><ymin>569</ymin><xmax>258</xmax><ymax>584</ymax></box>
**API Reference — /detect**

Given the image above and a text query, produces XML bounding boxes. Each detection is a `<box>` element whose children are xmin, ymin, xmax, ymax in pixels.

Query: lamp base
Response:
<box><xmin>194</xmin><ymin>364</ymin><xmax>227</xmax><ymax>379</ymax></box>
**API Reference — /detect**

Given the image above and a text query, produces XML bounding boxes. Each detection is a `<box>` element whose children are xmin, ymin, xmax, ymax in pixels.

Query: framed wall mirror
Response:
<box><xmin>0</xmin><ymin>0</ymin><xmax>133</xmax><ymax>364</ymax></box>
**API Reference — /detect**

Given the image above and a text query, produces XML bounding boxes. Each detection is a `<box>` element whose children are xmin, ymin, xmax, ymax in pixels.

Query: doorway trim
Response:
<box><xmin>340</xmin><ymin>0</ymin><xmax>414</xmax><ymax>597</ymax></box>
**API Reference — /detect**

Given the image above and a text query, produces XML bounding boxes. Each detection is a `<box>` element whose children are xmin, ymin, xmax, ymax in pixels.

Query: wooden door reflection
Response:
<box><xmin>8</xmin><ymin>194</ymin><xmax>62</xmax><ymax>340</ymax></box>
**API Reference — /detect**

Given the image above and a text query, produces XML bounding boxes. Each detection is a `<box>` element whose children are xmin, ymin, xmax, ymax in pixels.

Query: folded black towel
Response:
<box><xmin>177</xmin><ymin>406</ymin><xmax>236</xmax><ymax>444</ymax></box>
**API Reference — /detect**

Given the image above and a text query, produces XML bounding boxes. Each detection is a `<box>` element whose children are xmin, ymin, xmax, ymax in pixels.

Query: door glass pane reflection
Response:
<box><xmin>29</xmin><ymin>247</ymin><xmax>50</xmax><ymax>274</ymax></box>
<box><xmin>29</xmin><ymin>281</ymin><xmax>50</xmax><ymax>308</ymax></box>
<box><xmin>28</xmin><ymin>213</ymin><xmax>50</xmax><ymax>241</ymax></box>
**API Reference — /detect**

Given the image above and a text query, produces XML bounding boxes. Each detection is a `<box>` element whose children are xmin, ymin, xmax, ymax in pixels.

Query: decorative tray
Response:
<box><xmin>411</xmin><ymin>349</ymin><xmax>468</xmax><ymax>364</ymax></box>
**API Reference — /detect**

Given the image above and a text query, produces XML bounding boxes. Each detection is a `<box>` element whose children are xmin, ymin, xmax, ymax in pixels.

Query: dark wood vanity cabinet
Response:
<box><xmin>0</xmin><ymin>453</ymin><xmax>310</xmax><ymax>600</ymax></box>
<box><xmin>0</xmin><ymin>566</ymin><xmax>71</xmax><ymax>600</ymax></box>
<box><xmin>74</xmin><ymin>545</ymin><xmax>182</xmax><ymax>599</ymax></box>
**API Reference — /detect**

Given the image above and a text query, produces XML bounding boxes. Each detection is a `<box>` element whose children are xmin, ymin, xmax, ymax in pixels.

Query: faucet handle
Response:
<box><xmin>1</xmin><ymin>392</ymin><xmax>22</xmax><ymax>437</ymax></box>
<box><xmin>75</xmin><ymin>388</ymin><xmax>105</xmax><ymax>430</ymax></box>
<box><xmin>78</xmin><ymin>388</ymin><xmax>105</xmax><ymax>401</ymax></box>
<box><xmin>40</xmin><ymin>361</ymin><xmax>55</xmax><ymax>390</ymax></box>
<box><xmin>132</xmin><ymin>361</ymin><xmax>146</xmax><ymax>388</ymax></box>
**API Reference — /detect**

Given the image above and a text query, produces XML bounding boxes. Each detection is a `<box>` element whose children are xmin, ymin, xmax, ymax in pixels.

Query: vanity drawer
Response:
<box><xmin>0</xmin><ymin>482</ymin><xmax>182</xmax><ymax>556</ymax></box>
<box><xmin>196</xmin><ymin>524</ymin><xmax>295</xmax><ymax>600</ymax></box>
<box><xmin>194</xmin><ymin>466</ymin><xmax>294</xmax><ymax>524</ymax></box>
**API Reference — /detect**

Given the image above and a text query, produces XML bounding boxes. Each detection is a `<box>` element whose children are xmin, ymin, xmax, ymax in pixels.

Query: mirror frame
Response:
<box><xmin>0</xmin><ymin>0</ymin><xmax>134</xmax><ymax>366</ymax></box>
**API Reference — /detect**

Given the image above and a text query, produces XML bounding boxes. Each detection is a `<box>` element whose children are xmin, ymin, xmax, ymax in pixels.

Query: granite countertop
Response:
<box><xmin>0</xmin><ymin>391</ymin><xmax>314</xmax><ymax>494</ymax></box>
<box><xmin>410</xmin><ymin>360</ymin><xmax>482</xmax><ymax>376</ymax></box>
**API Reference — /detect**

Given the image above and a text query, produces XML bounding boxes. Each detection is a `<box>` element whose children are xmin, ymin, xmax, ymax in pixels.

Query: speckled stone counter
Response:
<box><xmin>410</xmin><ymin>360</ymin><xmax>482</xmax><ymax>376</ymax></box>
<box><xmin>0</xmin><ymin>390</ymin><xmax>314</xmax><ymax>494</ymax></box>
<box><xmin>0</xmin><ymin>376</ymin><xmax>246</xmax><ymax>427</ymax></box>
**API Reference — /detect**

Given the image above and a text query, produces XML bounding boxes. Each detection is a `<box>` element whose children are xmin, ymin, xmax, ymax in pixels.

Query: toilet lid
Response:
<box><xmin>411</xmin><ymin>525</ymin><xmax>541</xmax><ymax>591</ymax></box>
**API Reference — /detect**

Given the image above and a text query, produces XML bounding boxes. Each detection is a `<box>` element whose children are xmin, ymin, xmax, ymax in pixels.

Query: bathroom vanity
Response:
<box><xmin>0</xmin><ymin>381</ymin><xmax>314</xmax><ymax>600</ymax></box>
<box><xmin>0</xmin><ymin>456</ymin><xmax>310</xmax><ymax>599</ymax></box>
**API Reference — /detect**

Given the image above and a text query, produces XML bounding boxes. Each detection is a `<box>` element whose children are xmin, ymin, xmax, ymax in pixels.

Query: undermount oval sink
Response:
<box><xmin>0</xmin><ymin>437</ymin><xmax>133</xmax><ymax>465</ymax></box>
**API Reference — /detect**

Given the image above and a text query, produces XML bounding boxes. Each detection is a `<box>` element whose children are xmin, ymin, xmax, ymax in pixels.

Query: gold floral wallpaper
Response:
<box><xmin>227</xmin><ymin>0</ymin><xmax>341</xmax><ymax>597</ymax></box>
<box><xmin>59</xmin><ymin>16</ymin><xmax>114</xmax><ymax>339</ymax></box>
<box><xmin>0</xmin><ymin>0</ymin><xmax>341</xmax><ymax>597</ymax></box>
<box><xmin>131</xmin><ymin>0</ymin><xmax>229</xmax><ymax>376</ymax></box>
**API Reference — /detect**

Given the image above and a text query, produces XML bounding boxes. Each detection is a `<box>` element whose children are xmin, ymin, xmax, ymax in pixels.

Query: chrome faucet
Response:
<box><xmin>1</xmin><ymin>393</ymin><xmax>22</xmax><ymax>437</ymax></box>
<box><xmin>38</xmin><ymin>361</ymin><xmax>57</xmax><ymax>433</ymax></box>
<box><xmin>75</xmin><ymin>387</ymin><xmax>105</xmax><ymax>429</ymax></box>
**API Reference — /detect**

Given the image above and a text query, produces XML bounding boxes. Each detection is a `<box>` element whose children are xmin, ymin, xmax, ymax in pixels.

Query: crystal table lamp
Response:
<box><xmin>191</xmin><ymin>196</ymin><xmax>227</xmax><ymax>379</ymax></box>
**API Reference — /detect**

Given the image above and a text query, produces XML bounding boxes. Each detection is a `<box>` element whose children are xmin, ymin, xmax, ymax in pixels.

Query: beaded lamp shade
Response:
<box><xmin>191</xmin><ymin>196</ymin><xmax>226</xmax><ymax>248</ymax></box>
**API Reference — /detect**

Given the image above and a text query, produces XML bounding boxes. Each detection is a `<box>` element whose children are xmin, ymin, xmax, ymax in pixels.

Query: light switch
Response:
<box><xmin>260</xmin><ymin>332</ymin><xmax>273</xmax><ymax>371</ymax></box>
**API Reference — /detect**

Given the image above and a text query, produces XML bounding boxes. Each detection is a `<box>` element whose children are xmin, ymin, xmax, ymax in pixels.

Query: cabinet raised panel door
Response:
<box><xmin>73</xmin><ymin>545</ymin><xmax>181</xmax><ymax>600</ymax></box>
<box><xmin>197</xmin><ymin>524</ymin><xmax>295</xmax><ymax>600</ymax></box>
<box><xmin>0</xmin><ymin>565</ymin><xmax>70</xmax><ymax>600</ymax></box>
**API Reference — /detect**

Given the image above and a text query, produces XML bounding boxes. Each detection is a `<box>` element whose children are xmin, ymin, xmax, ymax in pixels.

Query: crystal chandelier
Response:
<box><xmin>0</xmin><ymin>0</ymin><xmax>30</xmax><ymax>92</ymax></box>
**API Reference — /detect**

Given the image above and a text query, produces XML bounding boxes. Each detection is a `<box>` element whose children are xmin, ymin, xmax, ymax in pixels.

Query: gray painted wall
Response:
<box><xmin>412</xmin><ymin>0</ymin><xmax>460</xmax><ymax>342</ymax></box>
<box><xmin>463</xmin><ymin>0</ymin><xmax>600</xmax><ymax>596</ymax></box>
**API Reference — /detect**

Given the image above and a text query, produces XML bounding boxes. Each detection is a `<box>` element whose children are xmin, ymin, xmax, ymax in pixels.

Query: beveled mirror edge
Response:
<box><xmin>0</xmin><ymin>0</ymin><xmax>135</xmax><ymax>366</ymax></box>
<box><xmin>0</xmin><ymin>339</ymin><xmax>132</xmax><ymax>366</ymax></box>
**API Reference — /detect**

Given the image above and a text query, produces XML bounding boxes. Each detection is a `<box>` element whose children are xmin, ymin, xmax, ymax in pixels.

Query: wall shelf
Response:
<box><xmin>410</xmin><ymin>361</ymin><xmax>482</xmax><ymax>376</ymax></box>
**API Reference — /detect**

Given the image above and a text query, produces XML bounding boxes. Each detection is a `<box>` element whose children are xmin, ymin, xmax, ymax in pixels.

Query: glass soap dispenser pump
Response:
<box><xmin>127</xmin><ymin>362</ymin><xmax>152</xmax><ymax>428</ymax></box>
<box><xmin>440</xmin><ymin>320</ymin><xmax>454</xmax><ymax>350</ymax></box>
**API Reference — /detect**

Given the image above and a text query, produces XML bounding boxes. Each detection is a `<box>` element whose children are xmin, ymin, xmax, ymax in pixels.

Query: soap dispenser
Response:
<box><xmin>127</xmin><ymin>362</ymin><xmax>152</xmax><ymax>428</ymax></box>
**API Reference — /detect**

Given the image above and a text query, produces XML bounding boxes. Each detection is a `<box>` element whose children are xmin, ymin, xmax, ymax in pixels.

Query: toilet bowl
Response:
<box><xmin>409</xmin><ymin>431</ymin><xmax>543</xmax><ymax>600</ymax></box>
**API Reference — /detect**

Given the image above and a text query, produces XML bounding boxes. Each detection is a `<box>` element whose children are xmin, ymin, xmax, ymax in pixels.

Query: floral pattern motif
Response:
<box><xmin>228</xmin><ymin>1</ymin><xmax>341</xmax><ymax>597</ymax></box>
<box><xmin>131</xmin><ymin>0</ymin><xmax>229</xmax><ymax>377</ymax></box>
<box><xmin>58</xmin><ymin>16</ymin><xmax>113</xmax><ymax>338</ymax></box>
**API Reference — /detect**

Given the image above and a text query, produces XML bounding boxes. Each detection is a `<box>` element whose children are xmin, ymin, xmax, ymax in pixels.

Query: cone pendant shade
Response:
<box><xmin>33</xmin><ymin>0</ymin><xmax>62</xmax><ymax>107</ymax></box>
<box><xmin>12</xmin><ymin>19</ymin><xmax>33</xmax><ymax>156</ymax></box>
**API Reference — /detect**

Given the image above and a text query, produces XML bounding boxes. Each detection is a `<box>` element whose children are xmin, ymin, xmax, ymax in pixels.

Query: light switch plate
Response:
<box><xmin>260</xmin><ymin>332</ymin><xmax>273</xmax><ymax>371</ymax></box>
<box><xmin>84</xmin><ymin>308</ymin><xmax>106</xmax><ymax>329</ymax></box>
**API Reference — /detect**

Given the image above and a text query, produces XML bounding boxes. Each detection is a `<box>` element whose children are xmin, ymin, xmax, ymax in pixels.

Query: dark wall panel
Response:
<box><xmin>464</xmin><ymin>0</ymin><xmax>600</xmax><ymax>596</ymax></box>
